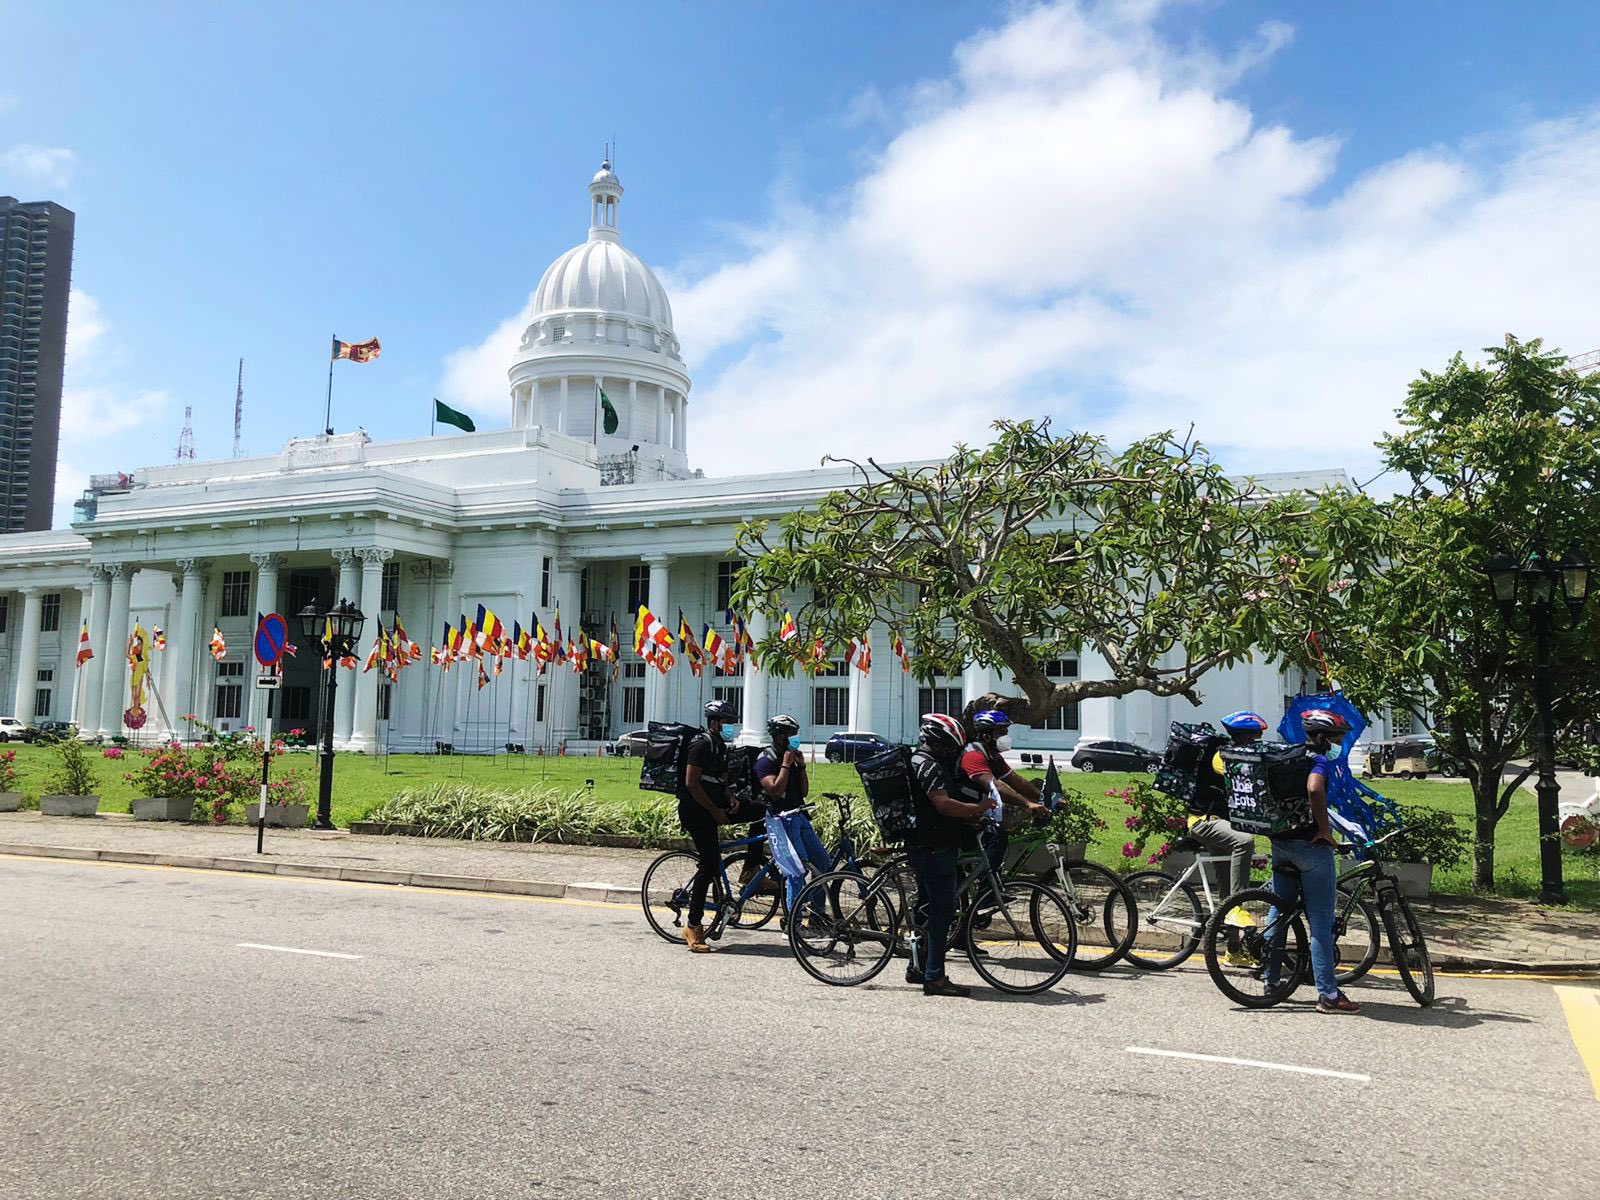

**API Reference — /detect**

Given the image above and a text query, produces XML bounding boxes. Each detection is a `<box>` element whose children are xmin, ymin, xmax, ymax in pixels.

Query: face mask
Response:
<box><xmin>995</xmin><ymin>734</ymin><xmax>1013</xmax><ymax>752</ymax></box>
<box><xmin>1324</xmin><ymin>742</ymin><xmax>1343</xmax><ymax>759</ymax></box>
<box><xmin>719</xmin><ymin>726</ymin><xmax>734</xmax><ymax>741</ymax></box>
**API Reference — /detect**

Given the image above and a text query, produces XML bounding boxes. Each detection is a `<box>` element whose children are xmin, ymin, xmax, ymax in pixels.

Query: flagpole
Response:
<box><xmin>325</xmin><ymin>337</ymin><xmax>336</xmax><ymax>436</ymax></box>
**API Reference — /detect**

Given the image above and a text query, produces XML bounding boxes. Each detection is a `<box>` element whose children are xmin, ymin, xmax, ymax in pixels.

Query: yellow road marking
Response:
<box><xmin>1555</xmin><ymin>986</ymin><xmax>1600</xmax><ymax>1102</ymax></box>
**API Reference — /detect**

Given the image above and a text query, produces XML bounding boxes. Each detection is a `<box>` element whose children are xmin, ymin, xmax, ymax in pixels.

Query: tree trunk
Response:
<box><xmin>1472</xmin><ymin>791</ymin><xmax>1497</xmax><ymax>893</ymax></box>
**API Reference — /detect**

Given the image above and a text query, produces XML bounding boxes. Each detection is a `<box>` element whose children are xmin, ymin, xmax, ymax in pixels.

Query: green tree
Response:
<box><xmin>731</xmin><ymin>421</ymin><xmax>1366</xmax><ymax>726</ymax></box>
<box><xmin>1327</xmin><ymin>336</ymin><xmax>1600</xmax><ymax>892</ymax></box>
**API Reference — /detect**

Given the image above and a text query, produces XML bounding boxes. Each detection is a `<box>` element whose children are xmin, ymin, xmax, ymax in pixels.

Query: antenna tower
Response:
<box><xmin>176</xmin><ymin>406</ymin><xmax>196</xmax><ymax>461</ymax></box>
<box><xmin>233</xmin><ymin>358</ymin><xmax>244</xmax><ymax>457</ymax></box>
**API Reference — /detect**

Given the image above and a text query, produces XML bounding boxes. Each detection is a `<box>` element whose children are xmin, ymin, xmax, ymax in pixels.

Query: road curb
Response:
<box><xmin>0</xmin><ymin>842</ymin><xmax>640</xmax><ymax>907</ymax></box>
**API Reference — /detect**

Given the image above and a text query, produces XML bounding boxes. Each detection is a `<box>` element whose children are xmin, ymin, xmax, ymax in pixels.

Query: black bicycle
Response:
<box><xmin>1202</xmin><ymin>830</ymin><xmax>1434</xmax><ymax>1008</ymax></box>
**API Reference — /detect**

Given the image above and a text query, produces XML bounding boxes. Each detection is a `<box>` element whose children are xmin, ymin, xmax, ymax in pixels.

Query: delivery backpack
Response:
<box><xmin>639</xmin><ymin>721</ymin><xmax>703</xmax><ymax>794</ymax></box>
<box><xmin>1153</xmin><ymin>721</ymin><xmax>1227</xmax><ymax>805</ymax></box>
<box><xmin>1218</xmin><ymin>742</ymin><xmax>1314</xmax><ymax>835</ymax></box>
<box><xmin>854</xmin><ymin>743</ymin><xmax>920</xmax><ymax>843</ymax></box>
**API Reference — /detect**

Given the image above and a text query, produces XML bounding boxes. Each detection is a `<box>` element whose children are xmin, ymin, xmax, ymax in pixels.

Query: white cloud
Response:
<box><xmin>436</xmin><ymin>297</ymin><xmax>533</xmax><ymax>420</ymax></box>
<box><xmin>1</xmin><ymin>144</ymin><xmax>75</xmax><ymax>189</ymax></box>
<box><xmin>443</xmin><ymin>0</ymin><xmax>1600</xmax><ymax>481</ymax></box>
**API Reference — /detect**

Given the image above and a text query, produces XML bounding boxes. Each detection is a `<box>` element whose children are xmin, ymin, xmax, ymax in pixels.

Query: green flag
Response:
<box><xmin>600</xmin><ymin>387</ymin><xmax>619</xmax><ymax>435</ymax></box>
<box><xmin>433</xmin><ymin>398</ymin><xmax>476</xmax><ymax>433</ymax></box>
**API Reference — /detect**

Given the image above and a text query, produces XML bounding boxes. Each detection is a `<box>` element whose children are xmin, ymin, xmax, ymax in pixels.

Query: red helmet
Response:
<box><xmin>919</xmin><ymin>713</ymin><xmax>966</xmax><ymax>752</ymax></box>
<box><xmin>1300</xmin><ymin>709</ymin><xmax>1352</xmax><ymax>737</ymax></box>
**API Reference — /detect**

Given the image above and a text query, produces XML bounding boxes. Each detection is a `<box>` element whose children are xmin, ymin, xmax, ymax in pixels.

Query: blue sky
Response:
<box><xmin>4</xmin><ymin>0</ymin><xmax>1600</xmax><ymax>524</ymax></box>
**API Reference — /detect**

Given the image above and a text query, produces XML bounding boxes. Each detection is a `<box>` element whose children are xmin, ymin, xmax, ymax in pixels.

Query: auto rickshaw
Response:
<box><xmin>1361</xmin><ymin>738</ymin><xmax>1431</xmax><ymax>780</ymax></box>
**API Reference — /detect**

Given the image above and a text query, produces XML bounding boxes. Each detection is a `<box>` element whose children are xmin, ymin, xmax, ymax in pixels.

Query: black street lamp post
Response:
<box><xmin>1485</xmin><ymin>544</ymin><xmax>1590</xmax><ymax>905</ymax></box>
<box><xmin>298</xmin><ymin>598</ymin><xmax>366</xmax><ymax>831</ymax></box>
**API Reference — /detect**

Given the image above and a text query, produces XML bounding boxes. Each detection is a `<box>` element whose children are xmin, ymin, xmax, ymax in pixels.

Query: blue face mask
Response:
<box><xmin>1325</xmin><ymin>742</ymin><xmax>1343</xmax><ymax>760</ymax></box>
<box><xmin>718</xmin><ymin>725</ymin><xmax>734</xmax><ymax>741</ymax></box>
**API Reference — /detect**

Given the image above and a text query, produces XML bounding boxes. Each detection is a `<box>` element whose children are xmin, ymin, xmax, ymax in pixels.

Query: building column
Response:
<box><xmin>330</xmin><ymin>548</ymin><xmax>360</xmax><ymax>746</ymax></box>
<box><xmin>427</xmin><ymin>558</ymin><xmax>455</xmax><ymax>745</ymax></box>
<box><xmin>643</xmin><ymin>556</ymin><xmax>671</xmax><ymax>725</ymax></box>
<box><xmin>246</xmin><ymin>553</ymin><xmax>284</xmax><ymax>732</ymax></box>
<box><xmin>12</xmin><ymin>588</ymin><xmax>43</xmax><ymax>726</ymax></box>
<box><xmin>849</xmin><ymin>650</ymin><xmax>875</xmax><ymax>736</ymax></box>
<box><xmin>98</xmin><ymin>565</ymin><xmax>134</xmax><ymax>736</ymax></box>
<box><xmin>172</xmin><ymin>559</ymin><xmax>209</xmax><ymax>741</ymax></box>
<box><xmin>347</xmin><ymin>547</ymin><xmax>391</xmax><ymax>751</ymax></box>
<box><xmin>79</xmin><ymin>567</ymin><xmax>112</xmax><ymax>735</ymax></box>
<box><xmin>557</xmin><ymin>377</ymin><xmax>568</xmax><ymax>435</ymax></box>
<box><xmin>549</xmin><ymin>556</ymin><xmax>582</xmax><ymax>743</ymax></box>
<box><xmin>654</xmin><ymin>385</ymin><xmax>665</xmax><ymax>444</ymax></box>
<box><xmin>740</xmin><ymin>610</ymin><xmax>769</xmax><ymax>746</ymax></box>
<box><xmin>628</xmin><ymin>379</ymin><xmax>639</xmax><ymax>441</ymax></box>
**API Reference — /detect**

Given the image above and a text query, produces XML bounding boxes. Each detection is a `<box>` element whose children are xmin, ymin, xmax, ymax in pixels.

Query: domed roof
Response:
<box><xmin>531</xmin><ymin>238</ymin><xmax>674</xmax><ymax>330</ymax></box>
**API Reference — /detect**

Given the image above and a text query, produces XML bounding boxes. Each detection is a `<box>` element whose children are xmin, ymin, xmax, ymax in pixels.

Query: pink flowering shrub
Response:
<box><xmin>124</xmin><ymin>717</ymin><xmax>309</xmax><ymax>823</ymax></box>
<box><xmin>1114</xmin><ymin>780</ymin><xmax>1189</xmax><ymax>867</ymax></box>
<box><xmin>102</xmin><ymin>746</ymin><xmax>124</xmax><ymax>760</ymax></box>
<box><xmin>0</xmin><ymin>749</ymin><xmax>18</xmax><ymax>791</ymax></box>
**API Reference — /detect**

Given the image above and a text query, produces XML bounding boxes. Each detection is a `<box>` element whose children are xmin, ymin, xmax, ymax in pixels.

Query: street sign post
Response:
<box><xmin>251</xmin><ymin>613</ymin><xmax>287</xmax><ymax>855</ymax></box>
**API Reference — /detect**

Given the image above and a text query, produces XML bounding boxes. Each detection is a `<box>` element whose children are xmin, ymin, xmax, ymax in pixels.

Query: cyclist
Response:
<box><xmin>1266</xmin><ymin>708</ymin><xmax>1361</xmax><ymax>1014</ymax></box>
<box><xmin>1191</xmin><ymin>711</ymin><xmax>1266</xmax><ymax>898</ymax></box>
<box><xmin>905</xmin><ymin>713</ymin><xmax>994</xmax><ymax>997</ymax></box>
<box><xmin>676</xmin><ymin>699</ymin><xmax>742</xmax><ymax>953</ymax></box>
<box><xmin>957</xmin><ymin>708</ymin><xmax>1045</xmax><ymax>888</ymax></box>
<box><xmin>755</xmin><ymin>715</ymin><xmax>830</xmax><ymax>923</ymax></box>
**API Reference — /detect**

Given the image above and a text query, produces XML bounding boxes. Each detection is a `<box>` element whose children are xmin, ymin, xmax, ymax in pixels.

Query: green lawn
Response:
<box><xmin>8</xmin><ymin>742</ymin><xmax>1596</xmax><ymax>907</ymax></box>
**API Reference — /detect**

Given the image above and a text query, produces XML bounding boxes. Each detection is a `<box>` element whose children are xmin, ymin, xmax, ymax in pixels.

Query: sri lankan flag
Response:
<box><xmin>332</xmin><ymin>336</ymin><xmax>381</xmax><ymax>363</ymax></box>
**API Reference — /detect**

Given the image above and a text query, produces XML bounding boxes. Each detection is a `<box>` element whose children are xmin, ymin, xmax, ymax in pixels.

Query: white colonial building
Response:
<box><xmin>0</xmin><ymin>162</ymin><xmax>1361</xmax><ymax>756</ymax></box>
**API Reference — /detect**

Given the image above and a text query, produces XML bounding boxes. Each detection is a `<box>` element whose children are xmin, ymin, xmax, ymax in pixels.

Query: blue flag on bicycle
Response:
<box><xmin>1278</xmin><ymin>691</ymin><xmax>1399</xmax><ymax>839</ymax></box>
<box><xmin>1040</xmin><ymin>757</ymin><xmax>1064</xmax><ymax>813</ymax></box>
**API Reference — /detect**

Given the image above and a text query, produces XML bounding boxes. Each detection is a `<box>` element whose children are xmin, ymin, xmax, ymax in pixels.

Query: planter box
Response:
<box><xmin>243</xmin><ymin>803</ymin><xmax>310</xmax><ymax>828</ymax></box>
<box><xmin>40</xmin><ymin>793</ymin><xmax>100</xmax><ymax>817</ymax></box>
<box><xmin>0</xmin><ymin>791</ymin><xmax>22</xmax><ymax>812</ymax></box>
<box><xmin>1392</xmin><ymin>861</ymin><xmax>1433</xmax><ymax>899</ymax></box>
<box><xmin>132</xmin><ymin>796</ymin><xmax>193</xmax><ymax>822</ymax></box>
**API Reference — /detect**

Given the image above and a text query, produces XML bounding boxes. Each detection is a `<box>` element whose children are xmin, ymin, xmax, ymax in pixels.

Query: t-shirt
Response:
<box><xmin>907</xmin><ymin>749</ymin><xmax>974</xmax><ymax>851</ymax></box>
<box><xmin>958</xmin><ymin>743</ymin><xmax>1013</xmax><ymax>785</ymax></box>
<box><xmin>682</xmin><ymin>732</ymin><xmax>728</xmax><ymax>808</ymax></box>
<box><xmin>755</xmin><ymin>746</ymin><xmax>806</xmax><ymax>813</ymax></box>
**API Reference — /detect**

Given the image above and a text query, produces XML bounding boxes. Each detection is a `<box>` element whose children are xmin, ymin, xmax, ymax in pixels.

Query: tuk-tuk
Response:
<box><xmin>1361</xmin><ymin>738</ymin><xmax>1431</xmax><ymax>780</ymax></box>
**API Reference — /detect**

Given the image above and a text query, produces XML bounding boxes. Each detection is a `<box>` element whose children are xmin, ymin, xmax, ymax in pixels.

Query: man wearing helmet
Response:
<box><xmin>676</xmin><ymin>699</ymin><xmax>743</xmax><ymax>953</ymax></box>
<box><xmin>755</xmin><ymin>715</ymin><xmax>831</xmax><ymax>923</ymax></box>
<box><xmin>905</xmin><ymin>713</ymin><xmax>996</xmax><ymax>997</ymax></box>
<box><xmin>958</xmin><ymin>709</ymin><xmax>1047</xmax><ymax>877</ymax></box>
<box><xmin>1189</xmin><ymin>711</ymin><xmax>1268</xmax><ymax>898</ymax></box>
<box><xmin>1270</xmin><ymin>708</ymin><xmax>1362</xmax><ymax>1014</ymax></box>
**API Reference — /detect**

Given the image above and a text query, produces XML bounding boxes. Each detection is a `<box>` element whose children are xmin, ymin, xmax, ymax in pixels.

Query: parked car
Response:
<box><xmin>824</xmin><ymin>731</ymin><xmax>895</xmax><ymax>763</ymax></box>
<box><xmin>1069</xmin><ymin>738</ymin><xmax>1161</xmax><ymax>774</ymax></box>
<box><xmin>25</xmin><ymin>720</ymin><xmax>77</xmax><ymax>745</ymax></box>
<box><xmin>0</xmin><ymin>716</ymin><xmax>25</xmax><ymax>743</ymax></box>
<box><xmin>612</xmin><ymin>729</ymin><xmax>651</xmax><ymax>757</ymax></box>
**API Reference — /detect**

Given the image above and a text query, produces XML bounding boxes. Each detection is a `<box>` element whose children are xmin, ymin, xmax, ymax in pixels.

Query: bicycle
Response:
<box><xmin>640</xmin><ymin>825</ymin><xmax>785</xmax><ymax>944</ymax></box>
<box><xmin>1002</xmin><ymin>821</ymin><xmax>1139</xmax><ymax>970</ymax></box>
<box><xmin>1202</xmin><ymin>830</ymin><xmax>1434</xmax><ymax>1008</ymax></box>
<box><xmin>789</xmin><ymin>825</ymin><xmax>1077</xmax><ymax>995</ymax></box>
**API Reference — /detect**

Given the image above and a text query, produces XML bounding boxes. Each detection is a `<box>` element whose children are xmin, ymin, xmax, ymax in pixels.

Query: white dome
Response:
<box><xmin>531</xmin><ymin>239</ymin><xmax>675</xmax><ymax>331</ymax></box>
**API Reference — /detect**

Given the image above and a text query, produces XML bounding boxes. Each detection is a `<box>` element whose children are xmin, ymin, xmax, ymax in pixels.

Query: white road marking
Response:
<box><xmin>237</xmin><ymin>942</ymin><xmax>363</xmax><ymax>960</ymax></box>
<box><xmin>1126</xmin><ymin>1046</ymin><xmax>1370</xmax><ymax>1082</ymax></box>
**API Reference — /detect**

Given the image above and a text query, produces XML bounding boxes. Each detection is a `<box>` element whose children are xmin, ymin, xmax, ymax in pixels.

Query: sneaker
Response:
<box><xmin>1223</xmin><ymin>949</ymin><xmax>1258</xmax><ymax>967</ymax></box>
<box><xmin>922</xmin><ymin>976</ymin><xmax>972</xmax><ymax>998</ymax></box>
<box><xmin>1317</xmin><ymin>992</ymin><xmax>1362</xmax><ymax>1014</ymax></box>
<box><xmin>1224</xmin><ymin>908</ymin><xmax>1257</xmax><ymax>929</ymax></box>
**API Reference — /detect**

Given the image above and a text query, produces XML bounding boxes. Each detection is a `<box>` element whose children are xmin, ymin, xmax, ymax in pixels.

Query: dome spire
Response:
<box><xmin>588</xmin><ymin>151</ymin><xmax>623</xmax><ymax>244</ymax></box>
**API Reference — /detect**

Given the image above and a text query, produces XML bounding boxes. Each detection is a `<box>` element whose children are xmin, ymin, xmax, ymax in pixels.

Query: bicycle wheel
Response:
<box><xmin>1122</xmin><ymin>871</ymin><xmax>1204</xmax><ymax>970</ymax></box>
<box><xmin>1332</xmin><ymin>892</ymin><xmax>1381</xmax><ymax>985</ymax></box>
<box><xmin>787</xmin><ymin>872</ymin><xmax>899</xmax><ymax>987</ymax></box>
<box><xmin>961</xmin><ymin>880</ymin><xmax>1073</xmax><ymax>994</ymax></box>
<box><xmin>1202</xmin><ymin>889</ymin><xmax>1307</xmax><ymax>1008</ymax></box>
<box><xmin>720</xmin><ymin>853</ymin><xmax>781</xmax><ymax>929</ymax></box>
<box><xmin>1039</xmin><ymin>860</ymin><xmax>1137</xmax><ymax>971</ymax></box>
<box><xmin>1383</xmin><ymin>891</ymin><xmax>1435</xmax><ymax>1006</ymax></box>
<box><xmin>641</xmin><ymin>851</ymin><xmax>703</xmax><ymax>943</ymax></box>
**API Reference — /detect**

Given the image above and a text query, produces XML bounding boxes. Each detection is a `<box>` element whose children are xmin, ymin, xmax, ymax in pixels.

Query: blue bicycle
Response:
<box><xmin>641</xmin><ymin>825</ymin><xmax>783</xmax><ymax>943</ymax></box>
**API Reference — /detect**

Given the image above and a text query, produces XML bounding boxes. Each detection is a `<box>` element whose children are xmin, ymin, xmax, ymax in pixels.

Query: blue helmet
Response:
<box><xmin>1221</xmin><ymin>711</ymin><xmax>1269</xmax><ymax>733</ymax></box>
<box><xmin>971</xmin><ymin>709</ymin><xmax>1011</xmax><ymax>734</ymax></box>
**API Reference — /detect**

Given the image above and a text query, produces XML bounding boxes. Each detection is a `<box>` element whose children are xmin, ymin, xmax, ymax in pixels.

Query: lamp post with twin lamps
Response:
<box><xmin>297</xmin><ymin>598</ymin><xmax>366</xmax><ymax>831</ymax></box>
<box><xmin>1485</xmin><ymin>544</ymin><xmax>1591</xmax><ymax>904</ymax></box>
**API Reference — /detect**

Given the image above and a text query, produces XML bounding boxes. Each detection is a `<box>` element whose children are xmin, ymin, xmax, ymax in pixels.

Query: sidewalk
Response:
<box><xmin>4</xmin><ymin>811</ymin><xmax>1598</xmax><ymax>973</ymax></box>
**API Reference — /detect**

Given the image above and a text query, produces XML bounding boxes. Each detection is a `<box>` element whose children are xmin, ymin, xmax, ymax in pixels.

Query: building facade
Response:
<box><xmin>0</xmin><ymin>196</ymin><xmax>74</xmax><ymax>533</ymax></box>
<box><xmin>0</xmin><ymin>165</ymin><xmax>1365</xmax><ymax>753</ymax></box>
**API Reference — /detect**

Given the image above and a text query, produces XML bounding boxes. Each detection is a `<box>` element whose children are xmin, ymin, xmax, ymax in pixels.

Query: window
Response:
<box><xmin>918</xmin><ymin>686</ymin><xmax>963</xmax><ymax>717</ymax></box>
<box><xmin>39</xmin><ymin>592</ymin><xmax>59</xmax><ymax>632</ymax></box>
<box><xmin>378</xmin><ymin>683</ymin><xmax>392</xmax><ymax>722</ymax></box>
<box><xmin>626</xmin><ymin>565</ymin><xmax>650</xmax><ymax>614</ymax></box>
<box><xmin>287</xmin><ymin>573</ymin><xmax>321</xmax><ymax>616</ymax></box>
<box><xmin>34</xmin><ymin>667</ymin><xmax>51</xmax><ymax>717</ymax></box>
<box><xmin>814</xmin><ymin>686</ymin><xmax>849</xmax><ymax>729</ymax></box>
<box><xmin>714</xmin><ymin>657</ymin><xmax>740</xmax><ymax>678</ymax></box>
<box><xmin>712</xmin><ymin>685</ymin><xmax>742</xmax><ymax>720</ymax></box>
<box><xmin>715</xmin><ymin>560</ymin><xmax>744</xmax><ymax>613</ymax></box>
<box><xmin>623</xmin><ymin>687</ymin><xmax>645</xmax><ymax>724</ymax></box>
<box><xmin>214</xmin><ymin>660</ymin><xmax>244</xmax><ymax>719</ymax></box>
<box><xmin>541</xmin><ymin>557</ymin><xmax>552</xmax><ymax>609</ymax></box>
<box><xmin>381</xmin><ymin>561</ymin><xmax>400</xmax><ymax>611</ymax></box>
<box><xmin>281</xmin><ymin>686</ymin><xmax>312</xmax><ymax>721</ymax></box>
<box><xmin>221</xmin><ymin>570</ymin><xmax>250</xmax><ymax>618</ymax></box>
<box><xmin>815</xmin><ymin>658</ymin><xmax>848</xmax><ymax>678</ymax></box>
<box><xmin>623</xmin><ymin>661</ymin><xmax>646</xmax><ymax>679</ymax></box>
<box><xmin>0</xmin><ymin>594</ymin><xmax>8</xmax><ymax>633</ymax></box>
<box><xmin>536</xmin><ymin>684</ymin><xmax>547</xmax><ymax>723</ymax></box>
<box><xmin>1041</xmin><ymin>658</ymin><xmax>1080</xmax><ymax>731</ymax></box>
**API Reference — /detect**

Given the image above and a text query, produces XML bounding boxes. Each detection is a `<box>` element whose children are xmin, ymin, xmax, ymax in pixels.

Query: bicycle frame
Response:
<box><xmin>1145</xmin><ymin>852</ymin><xmax>1237</xmax><ymax>931</ymax></box>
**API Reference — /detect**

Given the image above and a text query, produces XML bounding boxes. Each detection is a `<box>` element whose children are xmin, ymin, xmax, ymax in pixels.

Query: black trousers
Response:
<box><xmin>677</xmin><ymin>797</ymin><xmax>722</xmax><ymax>927</ymax></box>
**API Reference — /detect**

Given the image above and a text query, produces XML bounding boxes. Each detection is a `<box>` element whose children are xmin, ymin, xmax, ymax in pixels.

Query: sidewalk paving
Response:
<box><xmin>4</xmin><ymin>811</ymin><xmax>1598</xmax><ymax>973</ymax></box>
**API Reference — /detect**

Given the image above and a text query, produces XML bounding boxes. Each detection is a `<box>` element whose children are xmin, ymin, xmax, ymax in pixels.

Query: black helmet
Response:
<box><xmin>919</xmin><ymin>713</ymin><xmax>966</xmax><ymax>753</ymax></box>
<box><xmin>1300</xmin><ymin>708</ymin><xmax>1352</xmax><ymax>737</ymax></box>
<box><xmin>704</xmin><ymin>699</ymin><xmax>736</xmax><ymax>723</ymax></box>
<box><xmin>767</xmin><ymin>714</ymin><xmax>800</xmax><ymax>738</ymax></box>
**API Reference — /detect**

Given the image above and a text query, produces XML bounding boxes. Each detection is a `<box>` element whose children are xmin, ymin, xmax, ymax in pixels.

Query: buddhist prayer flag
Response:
<box><xmin>679</xmin><ymin>611</ymin><xmax>705</xmax><ymax>676</ymax></box>
<box><xmin>608</xmin><ymin>615</ymin><xmax>621</xmax><ymax>680</ymax></box>
<box><xmin>703</xmin><ymin>624</ymin><xmax>732</xmax><ymax>674</ymax></box>
<box><xmin>75</xmin><ymin>621</ymin><xmax>93</xmax><ymax>668</ymax></box>
<box><xmin>779</xmin><ymin>609</ymin><xmax>798</xmax><ymax>642</ymax></box>
<box><xmin>332</xmin><ymin>336</ymin><xmax>381</xmax><ymax>363</ymax></box>
<box><xmin>514</xmin><ymin>621</ymin><xmax>532</xmax><ymax>660</ymax></box>
<box><xmin>477</xmin><ymin>661</ymin><xmax>490</xmax><ymax>690</ymax></box>
<box><xmin>590</xmin><ymin>636</ymin><xmax>614</xmax><ymax>662</ymax></box>
<box><xmin>636</xmin><ymin>604</ymin><xmax>672</xmax><ymax>651</ymax></box>
<box><xmin>893</xmin><ymin>633</ymin><xmax>911</xmax><ymax>673</ymax></box>
<box><xmin>152</xmin><ymin>625</ymin><xmax>166</xmax><ymax>652</ymax></box>
<box><xmin>209</xmin><ymin>628</ymin><xmax>227</xmax><ymax>661</ymax></box>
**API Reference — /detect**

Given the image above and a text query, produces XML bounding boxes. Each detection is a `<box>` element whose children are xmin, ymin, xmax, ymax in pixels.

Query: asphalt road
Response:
<box><xmin>3</xmin><ymin>856</ymin><xmax>1597</xmax><ymax>1200</ymax></box>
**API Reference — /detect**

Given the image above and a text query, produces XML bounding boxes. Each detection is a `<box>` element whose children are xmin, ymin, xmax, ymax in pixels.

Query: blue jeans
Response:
<box><xmin>770</xmin><ymin>811</ymin><xmax>831</xmax><ymax>917</ymax></box>
<box><xmin>906</xmin><ymin>845</ymin><xmax>959</xmax><ymax>983</ymax></box>
<box><xmin>1267</xmin><ymin>837</ymin><xmax>1339</xmax><ymax>1001</ymax></box>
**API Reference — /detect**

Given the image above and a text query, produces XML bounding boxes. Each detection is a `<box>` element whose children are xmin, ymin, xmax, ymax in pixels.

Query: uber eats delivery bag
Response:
<box><xmin>1219</xmin><ymin>742</ymin><xmax>1314</xmax><ymax>835</ymax></box>
<box><xmin>1153</xmin><ymin>721</ymin><xmax>1224</xmax><ymax>804</ymax></box>
<box><xmin>639</xmin><ymin>721</ymin><xmax>702</xmax><ymax>794</ymax></box>
<box><xmin>855</xmin><ymin>743</ymin><xmax>918</xmax><ymax>843</ymax></box>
